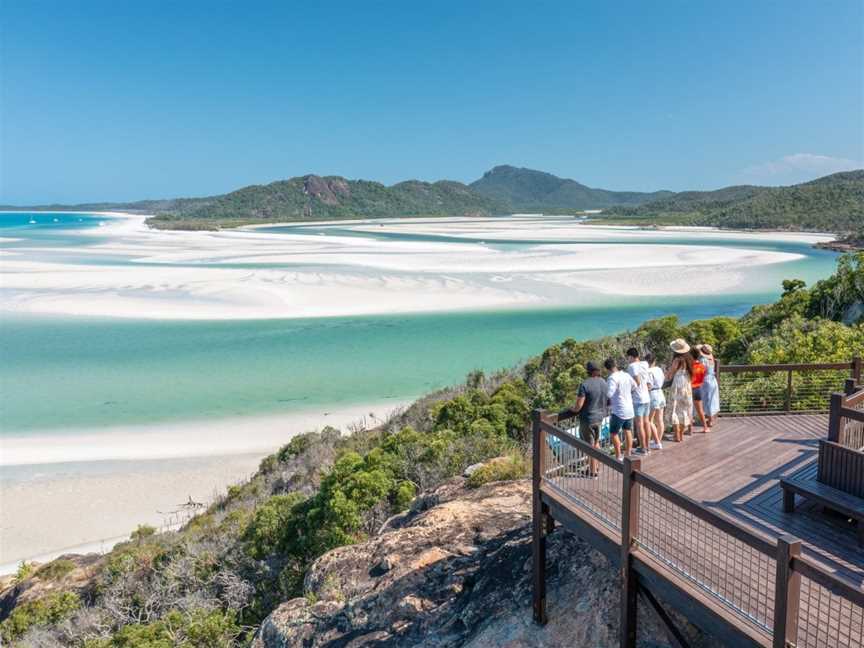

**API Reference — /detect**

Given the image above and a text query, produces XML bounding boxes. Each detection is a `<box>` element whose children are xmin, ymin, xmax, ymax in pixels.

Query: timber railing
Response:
<box><xmin>532</xmin><ymin>409</ymin><xmax>864</xmax><ymax>648</ymax></box>
<box><xmin>718</xmin><ymin>357</ymin><xmax>861</xmax><ymax>415</ymax></box>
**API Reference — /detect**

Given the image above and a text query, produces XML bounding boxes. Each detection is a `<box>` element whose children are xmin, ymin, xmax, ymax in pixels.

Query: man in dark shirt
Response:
<box><xmin>572</xmin><ymin>361</ymin><xmax>606</xmax><ymax>476</ymax></box>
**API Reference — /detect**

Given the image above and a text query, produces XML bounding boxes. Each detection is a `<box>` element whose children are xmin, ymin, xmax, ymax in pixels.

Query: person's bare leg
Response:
<box><xmin>695</xmin><ymin>401</ymin><xmax>709</xmax><ymax>431</ymax></box>
<box><xmin>625</xmin><ymin>429</ymin><xmax>634</xmax><ymax>455</ymax></box>
<box><xmin>612</xmin><ymin>433</ymin><xmax>622</xmax><ymax>460</ymax></box>
<box><xmin>591</xmin><ymin>441</ymin><xmax>599</xmax><ymax>476</ymax></box>
<box><xmin>650</xmin><ymin>410</ymin><xmax>663</xmax><ymax>446</ymax></box>
<box><xmin>635</xmin><ymin>417</ymin><xmax>647</xmax><ymax>453</ymax></box>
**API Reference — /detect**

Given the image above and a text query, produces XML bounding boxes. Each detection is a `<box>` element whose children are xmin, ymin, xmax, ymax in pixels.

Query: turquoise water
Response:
<box><xmin>0</xmin><ymin>213</ymin><xmax>840</xmax><ymax>435</ymax></box>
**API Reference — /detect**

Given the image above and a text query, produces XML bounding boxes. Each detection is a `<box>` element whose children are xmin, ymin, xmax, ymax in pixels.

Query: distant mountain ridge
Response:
<box><xmin>604</xmin><ymin>169</ymin><xmax>864</xmax><ymax>234</ymax></box>
<box><xmin>468</xmin><ymin>165</ymin><xmax>672</xmax><ymax>211</ymax></box>
<box><xmin>4</xmin><ymin>167</ymin><xmax>862</xmax><ymax>235</ymax></box>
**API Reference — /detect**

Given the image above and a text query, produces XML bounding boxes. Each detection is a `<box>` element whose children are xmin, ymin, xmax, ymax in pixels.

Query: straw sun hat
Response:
<box><xmin>669</xmin><ymin>338</ymin><xmax>690</xmax><ymax>354</ymax></box>
<box><xmin>700</xmin><ymin>343</ymin><xmax>714</xmax><ymax>355</ymax></box>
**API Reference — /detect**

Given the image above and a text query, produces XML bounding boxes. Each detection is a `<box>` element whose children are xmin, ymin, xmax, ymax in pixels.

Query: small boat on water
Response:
<box><xmin>53</xmin><ymin>218</ymin><xmax>59</xmax><ymax>222</ymax></box>
<box><xmin>28</xmin><ymin>218</ymin><xmax>36</xmax><ymax>224</ymax></box>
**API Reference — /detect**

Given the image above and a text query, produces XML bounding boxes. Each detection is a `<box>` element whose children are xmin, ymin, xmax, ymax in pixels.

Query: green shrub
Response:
<box><xmin>1</xmin><ymin>591</ymin><xmax>80</xmax><ymax>642</ymax></box>
<box><xmin>130</xmin><ymin>524</ymin><xmax>157</xmax><ymax>543</ymax></box>
<box><xmin>36</xmin><ymin>558</ymin><xmax>76</xmax><ymax>581</ymax></box>
<box><xmin>91</xmin><ymin>609</ymin><xmax>240</xmax><ymax>648</ymax></box>
<box><xmin>13</xmin><ymin>561</ymin><xmax>34</xmax><ymax>584</ymax></box>
<box><xmin>466</xmin><ymin>453</ymin><xmax>529</xmax><ymax>488</ymax></box>
<box><xmin>258</xmin><ymin>453</ymin><xmax>278</xmax><ymax>473</ymax></box>
<box><xmin>244</xmin><ymin>493</ymin><xmax>305</xmax><ymax>559</ymax></box>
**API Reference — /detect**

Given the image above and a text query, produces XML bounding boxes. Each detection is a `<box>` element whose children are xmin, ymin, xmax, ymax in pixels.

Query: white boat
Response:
<box><xmin>53</xmin><ymin>218</ymin><xmax>59</xmax><ymax>222</ymax></box>
<box><xmin>28</xmin><ymin>218</ymin><xmax>36</xmax><ymax>224</ymax></box>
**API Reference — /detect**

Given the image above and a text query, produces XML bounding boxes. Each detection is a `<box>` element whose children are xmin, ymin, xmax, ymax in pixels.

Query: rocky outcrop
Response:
<box><xmin>0</xmin><ymin>554</ymin><xmax>103</xmax><ymax>620</ymax></box>
<box><xmin>253</xmin><ymin>479</ymin><xmax>724</xmax><ymax>648</ymax></box>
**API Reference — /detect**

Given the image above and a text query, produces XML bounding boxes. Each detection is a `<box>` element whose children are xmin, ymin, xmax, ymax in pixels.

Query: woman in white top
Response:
<box><xmin>645</xmin><ymin>352</ymin><xmax>666</xmax><ymax>449</ymax></box>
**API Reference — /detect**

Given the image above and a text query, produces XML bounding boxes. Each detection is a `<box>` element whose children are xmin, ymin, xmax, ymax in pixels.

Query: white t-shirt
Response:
<box><xmin>648</xmin><ymin>366</ymin><xmax>665</xmax><ymax>391</ymax></box>
<box><xmin>627</xmin><ymin>360</ymin><xmax>651</xmax><ymax>404</ymax></box>
<box><xmin>606</xmin><ymin>370</ymin><xmax>636</xmax><ymax>419</ymax></box>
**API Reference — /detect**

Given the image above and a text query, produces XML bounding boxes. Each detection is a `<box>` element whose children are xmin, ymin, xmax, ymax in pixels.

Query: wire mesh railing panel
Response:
<box><xmin>635</xmin><ymin>486</ymin><xmax>776</xmax><ymax>634</ymax></box>
<box><xmin>795</xmin><ymin>574</ymin><xmax>864</xmax><ymax>648</ymax></box>
<box><xmin>719</xmin><ymin>368</ymin><xmax>850</xmax><ymax>414</ymax></box>
<box><xmin>541</xmin><ymin>427</ymin><xmax>622</xmax><ymax>537</ymax></box>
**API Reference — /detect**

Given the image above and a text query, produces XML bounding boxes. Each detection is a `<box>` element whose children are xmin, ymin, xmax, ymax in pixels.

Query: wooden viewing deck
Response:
<box><xmin>532</xmin><ymin>360</ymin><xmax>864</xmax><ymax>648</ymax></box>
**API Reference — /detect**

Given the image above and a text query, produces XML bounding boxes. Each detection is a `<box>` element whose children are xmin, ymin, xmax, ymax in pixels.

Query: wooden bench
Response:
<box><xmin>781</xmin><ymin>470</ymin><xmax>864</xmax><ymax>546</ymax></box>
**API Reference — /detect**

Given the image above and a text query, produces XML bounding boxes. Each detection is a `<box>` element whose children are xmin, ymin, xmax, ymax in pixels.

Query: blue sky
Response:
<box><xmin>1</xmin><ymin>1</ymin><xmax>862</xmax><ymax>204</ymax></box>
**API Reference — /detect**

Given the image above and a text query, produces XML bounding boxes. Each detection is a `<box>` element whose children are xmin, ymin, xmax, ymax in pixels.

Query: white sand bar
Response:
<box><xmin>0</xmin><ymin>214</ymin><xmax>829</xmax><ymax>320</ymax></box>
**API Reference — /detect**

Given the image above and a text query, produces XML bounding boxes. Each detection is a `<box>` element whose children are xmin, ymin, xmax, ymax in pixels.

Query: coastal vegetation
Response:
<box><xmin>3</xmin><ymin>253</ymin><xmax>863</xmax><ymax>646</ymax></box>
<box><xmin>137</xmin><ymin>176</ymin><xmax>501</xmax><ymax>230</ymax></box>
<box><xmin>600</xmin><ymin>170</ymin><xmax>864</xmax><ymax>236</ymax></box>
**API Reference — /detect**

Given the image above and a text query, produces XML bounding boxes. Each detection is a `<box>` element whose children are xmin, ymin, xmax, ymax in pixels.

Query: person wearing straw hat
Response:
<box><xmin>665</xmin><ymin>338</ymin><xmax>694</xmax><ymax>443</ymax></box>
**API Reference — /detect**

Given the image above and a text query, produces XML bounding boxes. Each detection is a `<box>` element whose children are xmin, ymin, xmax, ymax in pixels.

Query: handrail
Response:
<box><xmin>633</xmin><ymin>470</ymin><xmax>777</xmax><ymax>556</ymax></box>
<box><xmin>720</xmin><ymin>361</ymin><xmax>853</xmax><ymax>373</ymax></box>
<box><xmin>538</xmin><ymin>418</ymin><xmax>622</xmax><ymax>471</ymax></box>
<box><xmin>790</xmin><ymin>555</ymin><xmax>864</xmax><ymax>609</ymax></box>
<box><xmin>839</xmin><ymin>406</ymin><xmax>864</xmax><ymax>424</ymax></box>
<box><xmin>719</xmin><ymin>358</ymin><xmax>859</xmax><ymax>416</ymax></box>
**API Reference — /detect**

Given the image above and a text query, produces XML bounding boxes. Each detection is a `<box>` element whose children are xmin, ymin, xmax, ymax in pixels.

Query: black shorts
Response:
<box><xmin>693</xmin><ymin>386</ymin><xmax>702</xmax><ymax>402</ymax></box>
<box><xmin>609</xmin><ymin>414</ymin><xmax>633</xmax><ymax>435</ymax></box>
<box><xmin>580</xmin><ymin>421</ymin><xmax>601</xmax><ymax>444</ymax></box>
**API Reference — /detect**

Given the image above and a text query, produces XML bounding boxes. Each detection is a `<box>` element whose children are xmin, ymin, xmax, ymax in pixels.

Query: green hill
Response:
<box><xmin>602</xmin><ymin>170</ymin><xmax>864</xmax><ymax>234</ymax></box>
<box><xmin>147</xmin><ymin>175</ymin><xmax>504</xmax><ymax>229</ymax></box>
<box><xmin>469</xmin><ymin>165</ymin><xmax>672</xmax><ymax>212</ymax></box>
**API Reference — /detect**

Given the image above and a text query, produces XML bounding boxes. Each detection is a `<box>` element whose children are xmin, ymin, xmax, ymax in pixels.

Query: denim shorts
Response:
<box><xmin>634</xmin><ymin>402</ymin><xmax>650</xmax><ymax>417</ymax></box>
<box><xmin>650</xmin><ymin>390</ymin><xmax>666</xmax><ymax>410</ymax></box>
<box><xmin>609</xmin><ymin>413</ymin><xmax>633</xmax><ymax>435</ymax></box>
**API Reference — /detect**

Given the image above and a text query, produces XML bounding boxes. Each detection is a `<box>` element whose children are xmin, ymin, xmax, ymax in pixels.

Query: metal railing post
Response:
<box><xmin>532</xmin><ymin>409</ymin><xmax>548</xmax><ymax>624</ymax></box>
<box><xmin>772</xmin><ymin>535</ymin><xmax>802</xmax><ymax>648</ymax></box>
<box><xmin>620</xmin><ymin>456</ymin><xmax>642</xmax><ymax>648</ymax></box>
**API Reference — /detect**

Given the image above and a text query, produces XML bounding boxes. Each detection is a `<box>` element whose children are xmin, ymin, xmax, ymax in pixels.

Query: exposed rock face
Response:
<box><xmin>303</xmin><ymin>175</ymin><xmax>351</xmax><ymax>205</ymax></box>
<box><xmin>253</xmin><ymin>480</ymin><xmax>724</xmax><ymax>648</ymax></box>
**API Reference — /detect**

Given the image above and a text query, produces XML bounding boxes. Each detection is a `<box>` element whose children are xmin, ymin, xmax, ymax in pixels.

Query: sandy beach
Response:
<box><xmin>0</xmin><ymin>453</ymin><xmax>263</xmax><ymax>571</ymax></box>
<box><xmin>0</xmin><ymin>400</ymin><xmax>406</xmax><ymax>568</ymax></box>
<box><xmin>0</xmin><ymin>213</ymin><xmax>830</xmax><ymax>320</ymax></box>
<box><xmin>1</xmin><ymin>400</ymin><xmax>406</xmax><ymax>467</ymax></box>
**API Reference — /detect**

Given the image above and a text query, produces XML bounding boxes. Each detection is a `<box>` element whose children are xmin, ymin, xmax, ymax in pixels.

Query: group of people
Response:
<box><xmin>571</xmin><ymin>338</ymin><xmax>720</xmax><ymax>461</ymax></box>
